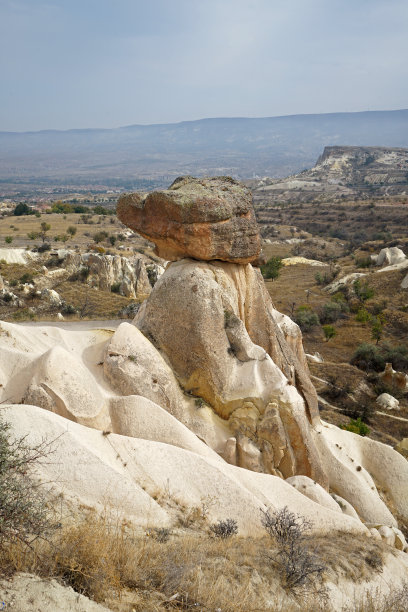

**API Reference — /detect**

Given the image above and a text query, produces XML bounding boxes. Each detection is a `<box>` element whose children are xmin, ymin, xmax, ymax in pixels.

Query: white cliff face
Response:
<box><xmin>64</xmin><ymin>252</ymin><xmax>154</xmax><ymax>298</ymax></box>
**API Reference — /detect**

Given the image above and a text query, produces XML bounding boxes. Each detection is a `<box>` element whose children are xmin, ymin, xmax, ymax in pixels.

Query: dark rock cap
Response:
<box><xmin>116</xmin><ymin>176</ymin><xmax>261</xmax><ymax>263</ymax></box>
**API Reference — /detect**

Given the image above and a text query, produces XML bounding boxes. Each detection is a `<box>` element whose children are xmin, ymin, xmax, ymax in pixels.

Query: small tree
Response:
<box><xmin>40</xmin><ymin>222</ymin><xmax>51</xmax><ymax>243</ymax></box>
<box><xmin>261</xmin><ymin>257</ymin><xmax>283</xmax><ymax>281</ymax></box>
<box><xmin>13</xmin><ymin>202</ymin><xmax>33</xmax><ymax>216</ymax></box>
<box><xmin>67</xmin><ymin>226</ymin><xmax>77</xmax><ymax>238</ymax></box>
<box><xmin>371</xmin><ymin>314</ymin><xmax>386</xmax><ymax>345</ymax></box>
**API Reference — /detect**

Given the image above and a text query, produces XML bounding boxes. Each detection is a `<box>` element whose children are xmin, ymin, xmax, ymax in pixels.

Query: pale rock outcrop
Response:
<box><xmin>0</xmin><ymin>248</ymin><xmax>38</xmax><ymax>264</ymax></box>
<box><xmin>1</xmin><ymin>320</ymin><xmax>408</xmax><ymax>545</ymax></box>
<box><xmin>286</xmin><ymin>475</ymin><xmax>341</xmax><ymax>513</ymax></box>
<box><xmin>375</xmin><ymin>247</ymin><xmax>406</xmax><ymax>266</ymax></box>
<box><xmin>315</xmin><ymin>421</ymin><xmax>408</xmax><ymax>525</ymax></box>
<box><xmin>2</xmin><ymin>404</ymin><xmax>370</xmax><ymax>537</ymax></box>
<box><xmin>0</xmin><ymin>273</ymin><xmax>4</xmax><ymax>291</ymax></box>
<box><xmin>65</xmin><ymin>252</ymin><xmax>152</xmax><ymax>298</ymax></box>
<box><xmin>34</xmin><ymin>268</ymin><xmax>69</xmax><ymax>290</ymax></box>
<box><xmin>104</xmin><ymin>322</ymin><xmax>231</xmax><ymax>452</ymax></box>
<box><xmin>22</xmin><ymin>345</ymin><xmax>110</xmax><ymax>430</ymax></box>
<box><xmin>117</xmin><ymin>176</ymin><xmax>261</xmax><ymax>263</ymax></box>
<box><xmin>393</xmin><ymin>527</ymin><xmax>408</xmax><ymax>551</ymax></box>
<box><xmin>402</xmin><ymin>273</ymin><xmax>408</xmax><ymax>289</ymax></box>
<box><xmin>380</xmin><ymin>363</ymin><xmax>408</xmax><ymax>391</ymax></box>
<box><xmin>41</xmin><ymin>288</ymin><xmax>62</xmax><ymax>306</ymax></box>
<box><xmin>0</xmin><ymin>573</ymin><xmax>112</xmax><ymax>612</ymax></box>
<box><xmin>330</xmin><ymin>493</ymin><xmax>360</xmax><ymax>520</ymax></box>
<box><xmin>396</xmin><ymin>438</ymin><xmax>408</xmax><ymax>459</ymax></box>
<box><xmin>376</xmin><ymin>392</ymin><xmax>400</xmax><ymax>410</ymax></box>
<box><xmin>326</xmin><ymin>272</ymin><xmax>366</xmax><ymax>293</ymax></box>
<box><xmin>134</xmin><ymin>258</ymin><xmax>326</xmax><ymax>486</ymax></box>
<box><xmin>378</xmin><ymin>525</ymin><xmax>396</xmax><ymax>547</ymax></box>
<box><xmin>109</xmin><ymin>395</ymin><xmax>223</xmax><ymax>462</ymax></box>
<box><xmin>306</xmin><ymin>352</ymin><xmax>324</xmax><ymax>363</ymax></box>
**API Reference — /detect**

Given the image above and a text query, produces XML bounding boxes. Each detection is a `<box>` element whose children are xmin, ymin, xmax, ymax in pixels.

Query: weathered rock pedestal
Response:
<box><xmin>118</xmin><ymin>176</ymin><xmax>327</xmax><ymax>486</ymax></box>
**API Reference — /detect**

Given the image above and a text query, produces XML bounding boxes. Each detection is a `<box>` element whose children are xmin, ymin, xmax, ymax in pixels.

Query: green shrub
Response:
<box><xmin>322</xmin><ymin>324</ymin><xmax>337</xmax><ymax>341</ymax></box>
<box><xmin>111</xmin><ymin>282</ymin><xmax>121</xmax><ymax>294</ymax></box>
<box><xmin>355</xmin><ymin>257</ymin><xmax>375</xmax><ymax>268</ymax></box>
<box><xmin>355</xmin><ymin>308</ymin><xmax>372</xmax><ymax>323</ymax></box>
<box><xmin>350</xmin><ymin>343</ymin><xmax>385</xmax><ymax>371</ymax></box>
<box><xmin>5</xmin><ymin>236</ymin><xmax>13</xmax><ymax>244</ymax></box>
<box><xmin>93</xmin><ymin>231</ymin><xmax>109</xmax><ymax>244</ymax></box>
<box><xmin>295</xmin><ymin>306</ymin><xmax>320</xmax><ymax>332</ymax></box>
<box><xmin>261</xmin><ymin>257</ymin><xmax>283</xmax><ymax>280</ymax></box>
<box><xmin>19</xmin><ymin>272</ymin><xmax>34</xmax><ymax>284</ymax></box>
<box><xmin>13</xmin><ymin>202</ymin><xmax>34</xmax><ymax>216</ymax></box>
<box><xmin>353</xmin><ymin>279</ymin><xmax>374</xmax><ymax>302</ymax></box>
<box><xmin>330</xmin><ymin>291</ymin><xmax>349</xmax><ymax>312</ymax></box>
<box><xmin>340</xmin><ymin>417</ymin><xmax>370</xmax><ymax>436</ymax></box>
<box><xmin>320</xmin><ymin>302</ymin><xmax>342</xmax><ymax>323</ymax></box>
<box><xmin>315</xmin><ymin>270</ymin><xmax>335</xmax><ymax>286</ymax></box>
<box><xmin>351</xmin><ymin>342</ymin><xmax>408</xmax><ymax>372</ymax></box>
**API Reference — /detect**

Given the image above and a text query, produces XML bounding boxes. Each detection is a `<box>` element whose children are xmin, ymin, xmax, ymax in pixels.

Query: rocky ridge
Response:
<box><xmin>251</xmin><ymin>146</ymin><xmax>408</xmax><ymax>204</ymax></box>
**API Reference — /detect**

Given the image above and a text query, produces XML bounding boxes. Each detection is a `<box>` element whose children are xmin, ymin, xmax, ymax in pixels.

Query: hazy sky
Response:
<box><xmin>1</xmin><ymin>0</ymin><xmax>407</xmax><ymax>131</ymax></box>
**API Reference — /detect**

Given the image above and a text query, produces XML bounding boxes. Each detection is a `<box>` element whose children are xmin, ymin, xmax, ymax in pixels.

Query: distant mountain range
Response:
<box><xmin>1</xmin><ymin>110</ymin><xmax>408</xmax><ymax>186</ymax></box>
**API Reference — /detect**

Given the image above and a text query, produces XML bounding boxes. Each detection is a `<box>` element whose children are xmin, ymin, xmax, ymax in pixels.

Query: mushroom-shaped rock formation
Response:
<box><xmin>116</xmin><ymin>176</ymin><xmax>261</xmax><ymax>263</ymax></box>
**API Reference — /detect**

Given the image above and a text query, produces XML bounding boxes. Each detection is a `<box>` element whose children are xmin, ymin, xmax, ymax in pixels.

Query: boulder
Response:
<box><xmin>116</xmin><ymin>176</ymin><xmax>261</xmax><ymax>263</ymax></box>
<box><xmin>402</xmin><ymin>273</ymin><xmax>408</xmax><ymax>290</ymax></box>
<box><xmin>377</xmin><ymin>525</ymin><xmax>395</xmax><ymax>546</ymax></box>
<box><xmin>41</xmin><ymin>288</ymin><xmax>62</xmax><ymax>305</ymax></box>
<box><xmin>392</xmin><ymin>527</ymin><xmax>408</xmax><ymax>551</ymax></box>
<box><xmin>376</xmin><ymin>393</ymin><xmax>400</xmax><ymax>411</ymax></box>
<box><xmin>306</xmin><ymin>352</ymin><xmax>324</xmax><ymax>363</ymax></box>
<box><xmin>375</xmin><ymin>247</ymin><xmax>406</xmax><ymax>266</ymax></box>
<box><xmin>0</xmin><ymin>273</ymin><xmax>4</xmax><ymax>291</ymax></box>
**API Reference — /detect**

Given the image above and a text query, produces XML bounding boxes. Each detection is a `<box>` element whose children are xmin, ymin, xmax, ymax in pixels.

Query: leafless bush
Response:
<box><xmin>0</xmin><ymin>417</ymin><xmax>58</xmax><ymax>553</ymax></box>
<box><xmin>149</xmin><ymin>527</ymin><xmax>171</xmax><ymax>543</ymax></box>
<box><xmin>209</xmin><ymin>518</ymin><xmax>238</xmax><ymax>539</ymax></box>
<box><xmin>260</xmin><ymin>506</ymin><xmax>327</xmax><ymax>594</ymax></box>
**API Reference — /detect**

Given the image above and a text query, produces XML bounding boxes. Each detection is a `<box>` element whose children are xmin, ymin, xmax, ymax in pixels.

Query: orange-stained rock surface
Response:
<box><xmin>116</xmin><ymin>176</ymin><xmax>261</xmax><ymax>263</ymax></box>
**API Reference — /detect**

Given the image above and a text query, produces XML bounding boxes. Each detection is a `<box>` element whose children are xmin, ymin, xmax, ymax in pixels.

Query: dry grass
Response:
<box><xmin>56</xmin><ymin>281</ymin><xmax>132</xmax><ymax>318</ymax></box>
<box><xmin>0</xmin><ymin>508</ymin><xmax>399</xmax><ymax>612</ymax></box>
<box><xmin>0</xmin><ymin>211</ymin><xmax>152</xmax><ymax>254</ymax></box>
